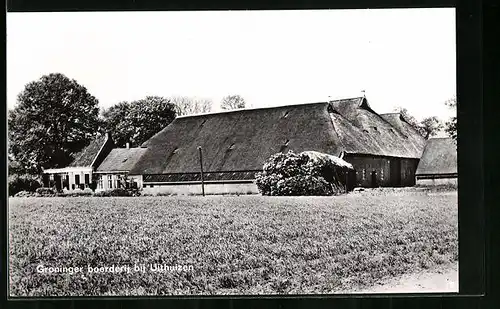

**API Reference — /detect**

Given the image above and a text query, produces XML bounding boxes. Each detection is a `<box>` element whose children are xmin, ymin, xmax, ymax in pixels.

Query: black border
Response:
<box><xmin>3</xmin><ymin>0</ymin><xmax>491</xmax><ymax>307</ymax></box>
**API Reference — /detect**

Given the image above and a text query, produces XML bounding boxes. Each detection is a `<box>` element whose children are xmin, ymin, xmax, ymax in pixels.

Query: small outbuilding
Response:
<box><xmin>415</xmin><ymin>137</ymin><xmax>457</xmax><ymax>186</ymax></box>
<box><xmin>42</xmin><ymin>134</ymin><xmax>114</xmax><ymax>191</ymax></box>
<box><xmin>42</xmin><ymin>133</ymin><xmax>147</xmax><ymax>192</ymax></box>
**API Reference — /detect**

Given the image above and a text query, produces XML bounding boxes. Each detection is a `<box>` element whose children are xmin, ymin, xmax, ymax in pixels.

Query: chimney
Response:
<box><xmin>126</xmin><ymin>142</ymin><xmax>130</xmax><ymax>149</ymax></box>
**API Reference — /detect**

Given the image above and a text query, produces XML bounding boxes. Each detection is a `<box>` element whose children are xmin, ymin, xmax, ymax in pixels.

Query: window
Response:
<box><xmin>84</xmin><ymin>174</ymin><xmax>90</xmax><ymax>187</ymax></box>
<box><xmin>150</xmin><ymin>184</ymin><xmax>154</xmax><ymax>188</ymax></box>
<box><xmin>362</xmin><ymin>169</ymin><xmax>366</xmax><ymax>181</ymax></box>
<box><xmin>98</xmin><ymin>176</ymin><xmax>103</xmax><ymax>189</ymax></box>
<box><xmin>75</xmin><ymin>175</ymin><xmax>80</xmax><ymax>185</ymax></box>
<box><xmin>381</xmin><ymin>169</ymin><xmax>384</xmax><ymax>181</ymax></box>
<box><xmin>108</xmin><ymin>175</ymin><xmax>113</xmax><ymax>189</ymax></box>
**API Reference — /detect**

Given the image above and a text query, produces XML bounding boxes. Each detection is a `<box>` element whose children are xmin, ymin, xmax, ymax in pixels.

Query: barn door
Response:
<box><xmin>390</xmin><ymin>159</ymin><xmax>402</xmax><ymax>187</ymax></box>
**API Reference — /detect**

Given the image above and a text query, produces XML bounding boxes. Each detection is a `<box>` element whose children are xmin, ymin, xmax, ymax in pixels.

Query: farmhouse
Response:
<box><xmin>415</xmin><ymin>137</ymin><xmax>458</xmax><ymax>186</ymax></box>
<box><xmin>42</xmin><ymin>133</ymin><xmax>147</xmax><ymax>191</ymax></box>
<box><xmin>129</xmin><ymin>96</ymin><xmax>427</xmax><ymax>195</ymax></box>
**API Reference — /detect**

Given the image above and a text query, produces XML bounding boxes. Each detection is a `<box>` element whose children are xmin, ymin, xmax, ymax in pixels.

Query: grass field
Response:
<box><xmin>9</xmin><ymin>190</ymin><xmax>458</xmax><ymax>296</ymax></box>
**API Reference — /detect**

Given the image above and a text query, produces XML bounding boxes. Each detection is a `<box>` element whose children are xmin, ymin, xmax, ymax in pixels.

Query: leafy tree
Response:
<box><xmin>170</xmin><ymin>96</ymin><xmax>213</xmax><ymax>116</ymax></box>
<box><xmin>444</xmin><ymin>96</ymin><xmax>457</xmax><ymax>141</ymax></box>
<box><xmin>420</xmin><ymin>116</ymin><xmax>444</xmax><ymax>139</ymax></box>
<box><xmin>101</xmin><ymin>96</ymin><xmax>176</xmax><ymax>147</ymax></box>
<box><xmin>220</xmin><ymin>94</ymin><xmax>246</xmax><ymax>110</ymax></box>
<box><xmin>8</xmin><ymin>73</ymin><xmax>100</xmax><ymax>174</ymax></box>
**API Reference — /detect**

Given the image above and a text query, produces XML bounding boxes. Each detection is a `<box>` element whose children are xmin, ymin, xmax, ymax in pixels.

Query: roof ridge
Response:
<box><xmin>328</xmin><ymin>96</ymin><xmax>365</xmax><ymax>102</ymax></box>
<box><xmin>175</xmin><ymin>101</ymin><xmax>330</xmax><ymax>119</ymax></box>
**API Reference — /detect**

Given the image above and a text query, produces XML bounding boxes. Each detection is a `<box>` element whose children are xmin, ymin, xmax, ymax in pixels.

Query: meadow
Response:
<box><xmin>9</xmin><ymin>190</ymin><xmax>458</xmax><ymax>296</ymax></box>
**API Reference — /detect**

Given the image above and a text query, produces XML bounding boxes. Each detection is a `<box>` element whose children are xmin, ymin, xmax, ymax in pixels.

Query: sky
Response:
<box><xmin>7</xmin><ymin>9</ymin><xmax>456</xmax><ymax>123</ymax></box>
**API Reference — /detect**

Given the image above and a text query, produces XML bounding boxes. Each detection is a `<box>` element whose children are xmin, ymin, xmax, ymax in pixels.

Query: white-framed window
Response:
<box><xmin>98</xmin><ymin>176</ymin><xmax>103</xmax><ymax>189</ymax></box>
<box><xmin>362</xmin><ymin>169</ymin><xmax>366</xmax><ymax>181</ymax></box>
<box><xmin>107</xmin><ymin>175</ymin><xmax>113</xmax><ymax>189</ymax></box>
<box><xmin>381</xmin><ymin>169</ymin><xmax>384</xmax><ymax>181</ymax></box>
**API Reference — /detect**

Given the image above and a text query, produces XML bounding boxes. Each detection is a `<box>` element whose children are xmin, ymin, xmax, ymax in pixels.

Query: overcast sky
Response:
<box><xmin>7</xmin><ymin>9</ymin><xmax>456</xmax><ymax>122</ymax></box>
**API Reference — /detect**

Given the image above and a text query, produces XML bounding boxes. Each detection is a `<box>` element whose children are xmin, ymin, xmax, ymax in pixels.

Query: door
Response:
<box><xmin>390</xmin><ymin>159</ymin><xmax>401</xmax><ymax>187</ymax></box>
<box><xmin>371</xmin><ymin>170</ymin><xmax>378</xmax><ymax>188</ymax></box>
<box><xmin>54</xmin><ymin>174</ymin><xmax>62</xmax><ymax>191</ymax></box>
<box><xmin>84</xmin><ymin>174</ymin><xmax>90</xmax><ymax>188</ymax></box>
<box><xmin>63</xmin><ymin>175</ymin><xmax>69</xmax><ymax>190</ymax></box>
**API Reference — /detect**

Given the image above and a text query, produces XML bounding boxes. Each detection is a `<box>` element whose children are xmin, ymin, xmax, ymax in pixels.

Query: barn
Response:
<box><xmin>129</xmin><ymin>96</ymin><xmax>427</xmax><ymax>195</ymax></box>
<box><xmin>415</xmin><ymin>137</ymin><xmax>458</xmax><ymax>186</ymax></box>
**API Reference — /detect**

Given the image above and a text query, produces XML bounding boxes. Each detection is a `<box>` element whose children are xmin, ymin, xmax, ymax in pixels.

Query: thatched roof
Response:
<box><xmin>95</xmin><ymin>148</ymin><xmax>148</xmax><ymax>172</ymax></box>
<box><xmin>380</xmin><ymin>113</ymin><xmax>427</xmax><ymax>157</ymax></box>
<box><xmin>130</xmin><ymin>97</ymin><xmax>426</xmax><ymax>175</ymax></box>
<box><xmin>329</xmin><ymin>98</ymin><xmax>426</xmax><ymax>158</ymax></box>
<box><xmin>131</xmin><ymin>102</ymin><xmax>343</xmax><ymax>174</ymax></box>
<box><xmin>415</xmin><ymin>138</ymin><xmax>457</xmax><ymax>176</ymax></box>
<box><xmin>68</xmin><ymin>135</ymin><xmax>109</xmax><ymax>167</ymax></box>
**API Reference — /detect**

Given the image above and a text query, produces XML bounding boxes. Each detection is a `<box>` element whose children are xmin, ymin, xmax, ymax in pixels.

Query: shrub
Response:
<box><xmin>57</xmin><ymin>190</ymin><xmax>93</xmax><ymax>197</ymax></box>
<box><xmin>35</xmin><ymin>187</ymin><xmax>57</xmax><ymax>197</ymax></box>
<box><xmin>255</xmin><ymin>151</ymin><xmax>352</xmax><ymax>196</ymax></box>
<box><xmin>8</xmin><ymin>174</ymin><xmax>42</xmax><ymax>196</ymax></box>
<box><xmin>13</xmin><ymin>190</ymin><xmax>36</xmax><ymax>198</ymax></box>
<box><xmin>92</xmin><ymin>188</ymin><xmax>139</xmax><ymax>197</ymax></box>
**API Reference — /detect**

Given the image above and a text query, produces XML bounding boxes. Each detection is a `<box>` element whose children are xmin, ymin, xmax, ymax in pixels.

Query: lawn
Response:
<box><xmin>9</xmin><ymin>190</ymin><xmax>458</xmax><ymax>296</ymax></box>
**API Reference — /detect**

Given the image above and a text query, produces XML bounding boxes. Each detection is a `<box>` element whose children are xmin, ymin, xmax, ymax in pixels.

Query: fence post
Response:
<box><xmin>198</xmin><ymin>146</ymin><xmax>205</xmax><ymax>196</ymax></box>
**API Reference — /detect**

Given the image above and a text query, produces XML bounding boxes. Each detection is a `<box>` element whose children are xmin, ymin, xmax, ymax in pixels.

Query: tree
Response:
<box><xmin>444</xmin><ymin>96</ymin><xmax>457</xmax><ymax>141</ymax></box>
<box><xmin>393</xmin><ymin>107</ymin><xmax>443</xmax><ymax>139</ymax></box>
<box><xmin>220</xmin><ymin>94</ymin><xmax>246</xmax><ymax>110</ymax></box>
<box><xmin>420</xmin><ymin>116</ymin><xmax>444</xmax><ymax>139</ymax></box>
<box><xmin>8</xmin><ymin>73</ymin><xmax>100</xmax><ymax>174</ymax></box>
<box><xmin>101</xmin><ymin>96</ymin><xmax>176</xmax><ymax>147</ymax></box>
<box><xmin>170</xmin><ymin>96</ymin><xmax>213</xmax><ymax>116</ymax></box>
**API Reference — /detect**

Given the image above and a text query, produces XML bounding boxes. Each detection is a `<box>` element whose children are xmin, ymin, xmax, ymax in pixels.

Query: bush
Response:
<box><xmin>8</xmin><ymin>174</ymin><xmax>42</xmax><ymax>196</ymax></box>
<box><xmin>13</xmin><ymin>190</ymin><xmax>36</xmax><ymax>198</ymax></box>
<box><xmin>255</xmin><ymin>151</ymin><xmax>351</xmax><ymax>196</ymax></box>
<box><xmin>93</xmin><ymin>188</ymin><xmax>139</xmax><ymax>197</ymax></box>
<box><xmin>57</xmin><ymin>190</ymin><xmax>93</xmax><ymax>197</ymax></box>
<box><xmin>35</xmin><ymin>187</ymin><xmax>57</xmax><ymax>197</ymax></box>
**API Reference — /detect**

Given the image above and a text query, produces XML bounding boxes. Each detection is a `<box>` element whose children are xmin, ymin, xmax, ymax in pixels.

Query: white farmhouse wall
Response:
<box><xmin>416</xmin><ymin>177</ymin><xmax>458</xmax><ymax>186</ymax></box>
